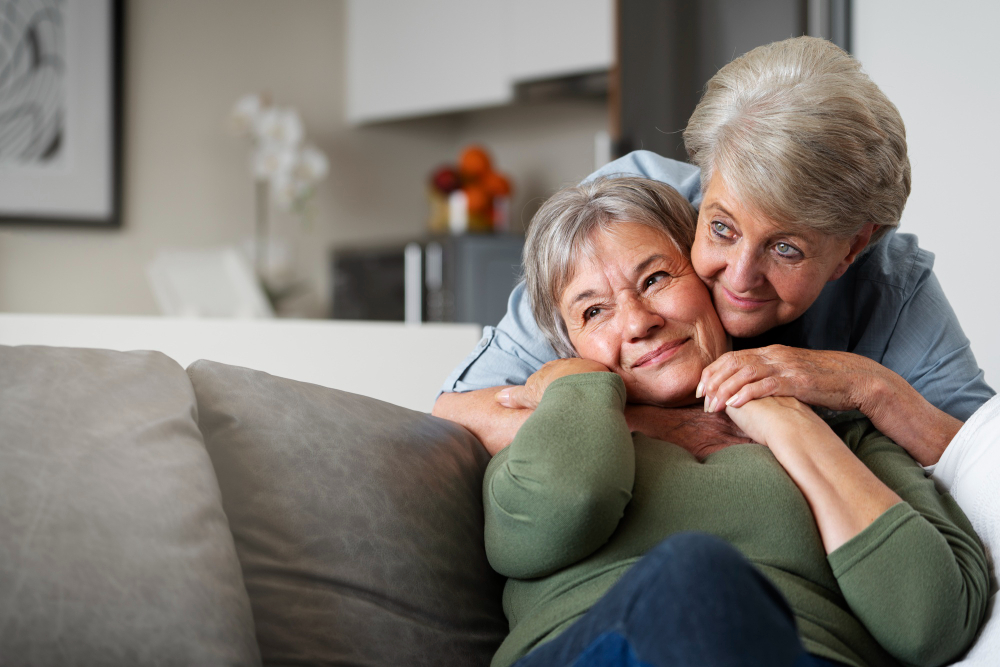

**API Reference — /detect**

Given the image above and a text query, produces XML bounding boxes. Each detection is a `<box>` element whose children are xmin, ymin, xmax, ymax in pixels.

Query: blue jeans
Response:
<box><xmin>513</xmin><ymin>533</ymin><xmax>843</xmax><ymax>667</ymax></box>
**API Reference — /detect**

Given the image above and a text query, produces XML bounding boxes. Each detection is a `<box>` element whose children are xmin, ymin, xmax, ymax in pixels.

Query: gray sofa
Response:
<box><xmin>1</xmin><ymin>345</ymin><xmax>508</xmax><ymax>666</ymax></box>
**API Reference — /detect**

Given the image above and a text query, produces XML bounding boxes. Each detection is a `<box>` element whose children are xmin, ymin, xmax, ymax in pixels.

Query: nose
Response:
<box><xmin>726</xmin><ymin>244</ymin><xmax>764</xmax><ymax>293</ymax></box>
<box><xmin>623</xmin><ymin>296</ymin><xmax>663</xmax><ymax>342</ymax></box>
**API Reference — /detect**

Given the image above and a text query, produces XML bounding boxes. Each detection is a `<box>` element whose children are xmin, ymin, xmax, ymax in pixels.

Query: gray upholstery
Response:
<box><xmin>188</xmin><ymin>360</ymin><xmax>507</xmax><ymax>666</ymax></box>
<box><xmin>0</xmin><ymin>346</ymin><xmax>261</xmax><ymax>666</ymax></box>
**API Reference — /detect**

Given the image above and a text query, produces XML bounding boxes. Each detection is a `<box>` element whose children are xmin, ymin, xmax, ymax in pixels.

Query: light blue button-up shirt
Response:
<box><xmin>441</xmin><ymin>152</ymin><xmax>994</xmax><ymax>421</ymax></box>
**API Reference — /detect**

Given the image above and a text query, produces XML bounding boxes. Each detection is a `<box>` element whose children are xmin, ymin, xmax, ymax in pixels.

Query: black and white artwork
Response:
<box><xmin>0</xmin><ymin>0</ymin><xmax>121</xmax><ymax>227</ymax></box>
<box><xmin>0</xmin><ymin>0</ymin><xmax>66</xmax><ymax>165</ymax></box>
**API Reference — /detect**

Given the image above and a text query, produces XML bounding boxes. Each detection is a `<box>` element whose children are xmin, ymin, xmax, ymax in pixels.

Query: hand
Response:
<box><xmin>496</xmin><ymin>358</ymin><xmax>610</xmax><ymax>409</ymax></box>
<box><xmin>726</xmin><ymin>395</ymin><xmax>902</xmax><ymax>554</ymax></box>
<box><xmin>723</xmin><ymin>395</ymin><xmax>827</xmax><ymax>451</ymax></box>
<box><xmin>697</xmin><ymin>345</ymin><xmax>879</xmax><ymax>414</ymax></box>
<box><xmin>625</xmin><ymin>405</ymin><xmax>754</xmax><ymax>460</ymax></box>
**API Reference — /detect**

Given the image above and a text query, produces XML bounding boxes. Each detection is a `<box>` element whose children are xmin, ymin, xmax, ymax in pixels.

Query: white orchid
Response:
<box><xmin>252</xmin><ymin>143</ymin><xmax>297</xmax><ymax>181</ymax></box>
<box><xmin>270</xmin><ymin>169</ymin><xmax>312</xmax><ymax>211</ymax></box>
<box><xmin>293</xmin><ymin>145</ymin><xmax>329</xmax><ymax>184</ymax></box>
<box><xmin>230</xmin><ymin>93</ymin><xmax>328</xmax><ymax>212</ymax></box>
<box><xmin>254</xmin><ymin>106</ymin><xmax>304</xmax><ymax>148</ymax></box>
<box><xmin>229</xmin><ymin>94</ymin><xmax>265</xmax><ymax>137</ymax></box>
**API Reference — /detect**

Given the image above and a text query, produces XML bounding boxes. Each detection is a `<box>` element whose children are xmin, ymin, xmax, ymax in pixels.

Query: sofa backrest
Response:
<box><xmin>0</xmin><ymin>345</ymin><xmax>261</xmax><ymax>665</ymax></box>
<box><xmin>189</xmin><ymin>358</ymin><xmax>508</xmax><ymax>665</ymax></box>
<box><xmin>1</xmin><ymin>345</ymin><xmax>508</xmax><ymax>666</ymax></box>
<box><xmin>0</xmin><ymin>314</ymin><xmax>483</xmax><ymax>412</ymax></box>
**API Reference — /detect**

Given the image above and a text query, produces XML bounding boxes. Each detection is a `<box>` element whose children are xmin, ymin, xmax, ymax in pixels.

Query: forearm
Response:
<box><xmin>484</xmin><ymin>373</ymin><xmax>634</xmax><ymax>578</ymax></box>
<box><xmin>827</xmin><ymin>422</ymin><xmax>991</xmax><ymax>664</ymax></box>
<box><xmin>769</xmin><ymin>420</ymin><xmax>901</xmax><ymax>553</ymax></box>
<box><xmin>859</xmin><ymin>369</ymin><xmax>962</xmax><ymax>466</ymax></box>
<box><xmin>432</xmin><ymin>388</ymin><xmax>531</xmax><ymax>455</ymax></box>
<box><xmin>700</xmin><ymin>347</ymin><xmax>965</xmax><ymax>465</ymax></box>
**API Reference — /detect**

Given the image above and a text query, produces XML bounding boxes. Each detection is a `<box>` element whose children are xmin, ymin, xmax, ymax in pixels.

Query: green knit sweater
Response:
<box><xmin>483</xmin><ymin>373</ymin><xmax>989</xmax><ymax>667</ymax></box>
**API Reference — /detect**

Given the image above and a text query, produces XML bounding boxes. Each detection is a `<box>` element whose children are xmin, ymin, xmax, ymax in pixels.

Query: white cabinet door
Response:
<box><xmin>347</xmin><ymin>0</ymin><xmax>511</xmax><ymax>124</ymax></box>
<box><xmin>503</xmin><ymin>0</ymin><xmax>614</xmax><ymax>83</ymax></box>
<box><xmin>347</xmin><ymin>0</ymin><xmax>614</xmax><ymax>125</ymax></box>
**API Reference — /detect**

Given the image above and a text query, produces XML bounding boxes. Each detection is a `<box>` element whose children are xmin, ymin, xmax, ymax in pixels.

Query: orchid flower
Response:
<box><xmin>229</xmin><ymin>94</ymin><xmax>264</xmax><ymax>137</ymax></box>
<box><xmin>254</xmin><ymin>107</ymin><xmax>304</xmax><ymax>148</ymax></box>
<box><xmin>231</xmin><ymin>94</ymin><xmax>328</xmax><ymax>212</ymax></box>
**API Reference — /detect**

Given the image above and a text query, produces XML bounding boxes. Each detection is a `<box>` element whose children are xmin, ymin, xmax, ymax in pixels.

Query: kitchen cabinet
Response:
<box><xmin>346</xmin><ymin>0</ymin><xmax>613</xmax><ymax>125</ymax></box>
<box><xmin>502</xmin><ymin>0</ymin><xmax>614</xmax><ymax>84</ymax></box>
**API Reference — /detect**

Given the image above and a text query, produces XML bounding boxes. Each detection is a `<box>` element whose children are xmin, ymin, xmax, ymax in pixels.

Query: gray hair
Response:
<box><xmin>684</xmin><ymin>36</ymin><xmax>910</xmax><ymax>244</ymax></box>
<box><xmin>523</xmin><ymin>176</ymin><xmax>697</xmax><ymax>358</ymax></box>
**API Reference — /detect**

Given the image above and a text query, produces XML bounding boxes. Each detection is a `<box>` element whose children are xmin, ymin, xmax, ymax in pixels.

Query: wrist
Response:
<box><xmin>765</xmin><ymin>415</ymin><xmax>834</xmax><ymax>460</ymax></box>
<box><xmin>852</xmin><ymin>358</ymin><xmax>892</xmax><ymax>418</ymax></box>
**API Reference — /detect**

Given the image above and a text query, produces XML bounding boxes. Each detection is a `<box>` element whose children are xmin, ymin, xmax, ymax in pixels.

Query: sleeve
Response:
<box><xmin>586</xmin><ymin>150</ymin><xmax>704</xmax><ymax>208</ymax></box>
<box><xmin>881</xmin><ymin>264</ymin><xmax>994</xmax><ymax>422</ymax></box>
<box><xmin>826</xmin><ymin>417</ymin><xmax>991</xmax><ymax>667</ymax></box>
<box><xmin>439</xmin><ymin>152</ymin><xmax>703</xmax><ymax>395</ymax></box>
<box><xmin>483</xmin><ymin>373</ymin><xmax>635</xmax><ymax>579</ymax></box>
<box><xmin>439</xmin><ymin>282</ymin><xmax>559</xmax><ymax>394</ymax></box>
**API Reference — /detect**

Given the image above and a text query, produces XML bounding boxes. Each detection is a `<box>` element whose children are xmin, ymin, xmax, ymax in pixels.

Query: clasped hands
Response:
<box><xmin>492</xmin><ymin>353</ymin><xmax>848</xmax><ymax>458</ymax></box>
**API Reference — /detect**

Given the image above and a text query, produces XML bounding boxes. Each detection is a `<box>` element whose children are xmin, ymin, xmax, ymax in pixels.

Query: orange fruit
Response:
<box><xmin>459</xmin><ymin>145</ymin><xmax>492</xmax><ymax>181</ymax></box>
<box><xmin>482</xmin><ymin>171</ymin><xmax>512</xmax><ymax>197</ymax></box>
<box><xmin>463</xmin><ymin>183</ymin><xmax>491</xmax><ymax>215</ymax></box>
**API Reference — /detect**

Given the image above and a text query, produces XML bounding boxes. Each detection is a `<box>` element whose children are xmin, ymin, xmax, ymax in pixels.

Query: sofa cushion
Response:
<box><xmin>932</xmin><ymin>394</ymin><xmax>1000</xmax><ymax>666</ymax></box>
<box><xmin>187</xmin><ymin>360</ymin><xmax>507</xmax><ymax>667</ymax></box>
<box><xmin>0</xmin><ymin>346</ymin><xmax>261</xmax><ymax>666</ymax></box>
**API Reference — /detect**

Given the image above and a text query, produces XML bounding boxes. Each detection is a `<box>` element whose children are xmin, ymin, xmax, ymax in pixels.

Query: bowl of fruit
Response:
<box><xmin>428</xmin><ymin>145</ymin><xmax>513</xmax><ymax>234</ymax></box>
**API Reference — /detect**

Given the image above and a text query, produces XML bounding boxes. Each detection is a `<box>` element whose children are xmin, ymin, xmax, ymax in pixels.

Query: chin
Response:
<box><xmin>718</xmin><ymin>311</ymin><xmax>777</xmax><ymax>339</ymax></box>
<box><xmin>629</xmin><ymin>378</ymin><xmax>700</xmax><ymax>408</ymax></box>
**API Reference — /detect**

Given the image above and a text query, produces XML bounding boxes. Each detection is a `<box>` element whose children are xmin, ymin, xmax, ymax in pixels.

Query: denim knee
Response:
<box><xmin>642</xmin><ymin>531</ymin><xmax>748</xmax><ymax>576</ymax></box>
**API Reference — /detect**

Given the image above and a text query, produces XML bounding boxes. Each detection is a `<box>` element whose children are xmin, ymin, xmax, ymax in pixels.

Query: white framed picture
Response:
<box><xmin>0</xmin><ymin>0</ymin><xmax>122</xmax><ymax>228</ymax></box>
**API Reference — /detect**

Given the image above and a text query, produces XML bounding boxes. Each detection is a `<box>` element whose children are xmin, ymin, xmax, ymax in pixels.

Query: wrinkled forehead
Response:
<box><xmin>558</xmin><ymin>222</ymin><xmax>688</xmax><ymax>296</ymax></box>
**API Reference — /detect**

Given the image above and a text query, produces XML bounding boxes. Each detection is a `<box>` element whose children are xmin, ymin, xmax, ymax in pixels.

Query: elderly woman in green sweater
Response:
<box><xmin>484</xmin><ymin>176</ymin><xmax>989</xmax><ymax>667</ymax></box>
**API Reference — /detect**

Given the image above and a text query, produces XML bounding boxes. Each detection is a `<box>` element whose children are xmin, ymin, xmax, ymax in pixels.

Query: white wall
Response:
<box><xmin>854</xmin><ymin>0</ymin><xmax>1000</xmax><ymax>389</ymax></box>
<box><xmin>0</xmin><ymin>0</ymin><xmax>608</xmax><ymax>318</ymax></box>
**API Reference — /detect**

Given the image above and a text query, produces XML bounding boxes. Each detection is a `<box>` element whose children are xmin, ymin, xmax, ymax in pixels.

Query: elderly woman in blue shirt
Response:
<box><xmin>433</xmin><ymin>36</ymin><xmax>994</xmax><ymax>465</ymax></box>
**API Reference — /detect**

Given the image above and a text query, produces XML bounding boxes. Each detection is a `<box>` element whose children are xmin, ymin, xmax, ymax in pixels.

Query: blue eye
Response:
<box><xmin>710</xmin><ymin>220</ymin><xmax>734</xmax><ymax>239</ymax></box>
<box><xmin>774</xmin><ymin>242</ymin><xmax>801</xmax><ymax>258</ymax></box>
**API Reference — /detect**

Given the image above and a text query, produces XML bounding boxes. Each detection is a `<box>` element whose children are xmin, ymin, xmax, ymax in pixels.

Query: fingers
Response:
<box><xmin>700</xmin><ymin>352</ymin><xmax>767</xmax><ymax>412</ymax></box>
<box><xmin>705</xmin><ymin>347</ymin><xmax>863</xmax><ymax>413</ymax></box>
<box><xmin>497</xmin><ymin>359</ymin><xmax>611</xmax><ymax>410</ymax></box>
<box><xmin>715</xmin><ymin>376</ymin><xmax>782</xmax><ymax>411</ymax></box>
<box><xmin>698</xmin><ymin>351</ymin><xmax>751</xmax><ymax>398</ymax></box>
<box><xmin>496</xmin><ymin>385</ymin><xmax>536</xmax><ymax>409</ymax></box>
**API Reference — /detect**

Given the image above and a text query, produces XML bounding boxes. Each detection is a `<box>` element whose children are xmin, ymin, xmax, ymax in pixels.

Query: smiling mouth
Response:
<box><xmin>632</xmin><ymin>338</ymin><xmax>689</xmax><ymax>368</ymax></box>
<box><xmin>720</xmin><ymin>286</ymin><xmax>773</xmax><ymax>310</ymax></box>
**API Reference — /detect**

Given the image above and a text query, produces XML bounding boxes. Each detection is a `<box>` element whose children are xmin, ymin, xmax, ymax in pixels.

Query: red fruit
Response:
<box><xmin>431</xmin><ymin>165</ymin><xmax>461</xmax><ymax>193</ymax></box>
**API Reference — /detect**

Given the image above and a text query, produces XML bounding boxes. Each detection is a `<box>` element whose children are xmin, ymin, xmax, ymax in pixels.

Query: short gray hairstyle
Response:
<box><xmin>684</xmin><ymin>36</ymin><xmax>910</xmax><ymax>244</ymax></box>
<box><xmin>523</xmin><ymin>176</ymin><xmax>697</xmax><ymax>358</ymax></box>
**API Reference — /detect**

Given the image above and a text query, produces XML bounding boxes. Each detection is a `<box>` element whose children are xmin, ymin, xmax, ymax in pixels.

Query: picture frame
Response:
<box><xmin>0</xmin><ymin>0</ymin><xmax>124</xmax><ymax>229</ymax></box>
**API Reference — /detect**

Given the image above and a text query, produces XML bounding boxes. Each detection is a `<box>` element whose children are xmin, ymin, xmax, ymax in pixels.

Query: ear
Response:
<box><xmin>828</xmin><ymin>223</ymin><xmax>876</xmax><ymax>282</ymax></box>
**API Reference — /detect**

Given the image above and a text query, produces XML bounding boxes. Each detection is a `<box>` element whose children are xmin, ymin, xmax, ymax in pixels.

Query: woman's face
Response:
<box><xmin>691</xmin><ymin>173</ymin><xmax>870</xmax><ymax>338</ymax></box>
<box><xmin>558</xmin><ymin>222</ymin><xmax>729</xmax><ymax>407</ymax></box>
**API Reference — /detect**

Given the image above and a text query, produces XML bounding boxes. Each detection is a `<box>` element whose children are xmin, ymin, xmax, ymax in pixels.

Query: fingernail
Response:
<box><xmin>704</xmin><ymin>396</ymin><xmax>710</xmax><ymax>412</ymax></box>
<box><xmin>695</xmin><ymin>381</ymin><xmax>704</xmax><ymax>399</ymax></box>
<box><xmin>496</xmin><ymin>388</ymin><xmax>510</xmax><ymax>405</ymax></box>
<box><xmin>725</xmin><ymin>394</ymin><xmax>739</xmax><ymax>407</ymax></box>
<box><xmin>709</xmin><ymin>397</ymin><xmax>719</xmax><ymax>412</ymax></box>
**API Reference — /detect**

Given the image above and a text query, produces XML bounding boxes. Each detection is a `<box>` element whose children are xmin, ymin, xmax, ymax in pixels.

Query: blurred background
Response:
<box><xmin>0</xmin><ymin>0</ymin><xmax>996</xmax><ymax>383</ymax></box>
